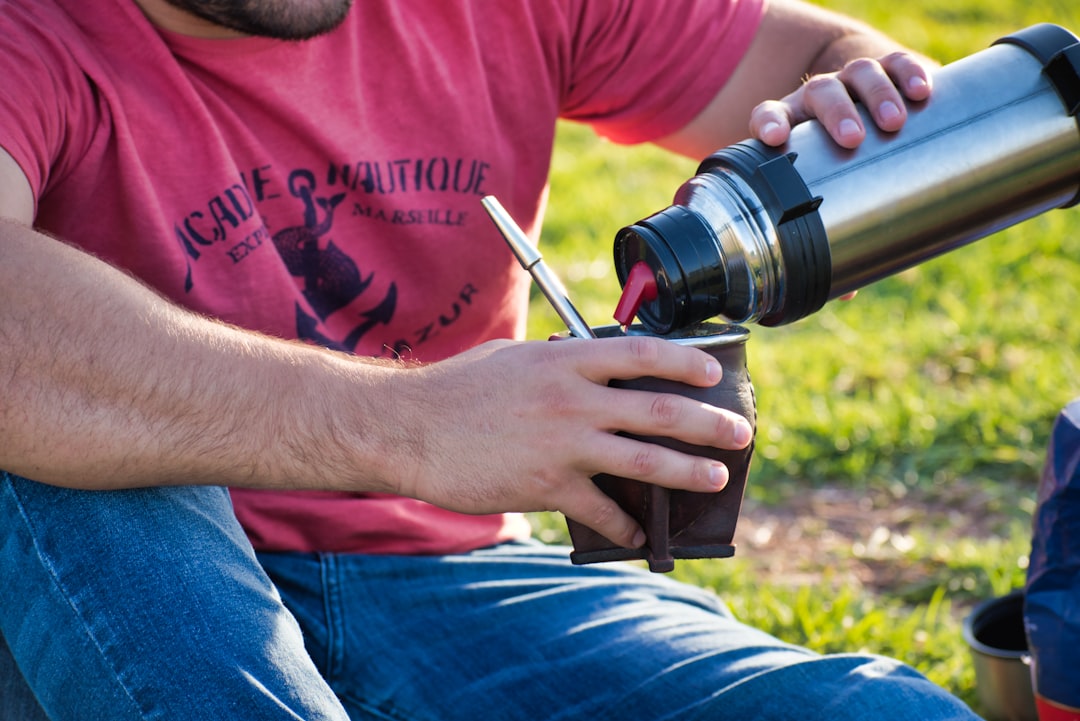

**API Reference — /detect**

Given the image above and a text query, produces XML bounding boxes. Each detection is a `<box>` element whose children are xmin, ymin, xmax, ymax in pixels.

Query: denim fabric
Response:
<box><xmin>0</xmin><ymin>630</ymin><xmax>48</xmax><ymax>721</ymax></box>
<box><xmin>259</xmin><ymin>545</ymin><xmax>982</xmax><ymax>721</ymax></box>
<box><xmin>0</xmin><ymin>473</ymin><xmax>348</xmax><ymax>720</ymax></box>
<box><xmin>0</xmin><ymin>472</ymin><xmax>983</xmax><ymax>720</ymax></box>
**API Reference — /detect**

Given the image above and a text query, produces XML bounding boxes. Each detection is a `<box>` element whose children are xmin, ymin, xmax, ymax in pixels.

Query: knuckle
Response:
<box><xmin>589</xmin><ymin>500</ymin><xmax>619</xmax><ymax>529</ymax></box>
<box><xmin>627</xmin><ymin>335</ymin><xmax>662</xmax><ymax>369</ymax></box>
<box><xmin>751</xmin><ymin>98</ymin><xmax>784</xmax><ymax>118</ymax></box>
<box><xmin>535</xmin><ymin>339</ymin><xmax>575</xmax><ymax>366</ymax></box>
<box><xmin>649</xmin><ymin>394</ymin><xmax>681</xmax><ymax>427</ymax></box>
<box><xmin>533</xmin><ymin>379</ymin><xmax>580</xmax><ymax>420</ymax></box>
<box><xmin>801</xmin><ymin>74</ymin><xmax>836</xmax><ymax>95</ymax></box>
<box><xmin>628</xmin><ymin>446</ymin><xmax>660</xmax><ymax>477</ymax></box>
<box><xmin>880</xmin><ymin>50</ymin><xmax>912</xmax><ymax>69</ymax></box>
<box><xmin>714</xmin><ymin>414</ymin><xmax>732</xmax><ymax>442</ymax></box>
<box><xmin>841</xmin><ymin>56</ymin><xmax>882</xmax><ymax>77</ymax></box>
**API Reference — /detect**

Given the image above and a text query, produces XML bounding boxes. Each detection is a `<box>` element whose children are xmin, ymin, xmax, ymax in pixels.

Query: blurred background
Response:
<box><xmin>527</xmin><ymin>0</ymin><xmax>1080</xmax><ymax>711</ymax></box>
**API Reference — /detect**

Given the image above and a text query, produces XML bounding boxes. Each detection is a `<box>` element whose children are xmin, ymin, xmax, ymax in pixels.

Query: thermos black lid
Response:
<box><xmin>995</xmin><ymin>23</ymin><xmax>1080</xmax><ymax>207</ymax></box>
<box><xmin>613</xmin><ymin>142</ymin><xmax>831</xmax><ymax>332</ymax></box>
<box><xmin>614</xmin><ymin>205</ymin><xmax>725</xmax><ymax>334</ymax></box>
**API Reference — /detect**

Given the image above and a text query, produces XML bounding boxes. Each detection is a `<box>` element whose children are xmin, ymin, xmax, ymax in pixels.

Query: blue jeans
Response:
<box><xmin>0</xmin><ymin>473</ymin><xmax>982</xmax><ymax>720</ymax></box>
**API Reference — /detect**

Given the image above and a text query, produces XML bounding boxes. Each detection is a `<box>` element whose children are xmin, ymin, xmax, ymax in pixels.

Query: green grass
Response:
<box><xmin>528</xmin><ymin>1</ymin><xmax>1080</xmax><ymax>713</ymax></box>
<box><xmin>672</xmin><ymin>524</ymin><xmax>1032</xmax><ymax>699</ymax></box>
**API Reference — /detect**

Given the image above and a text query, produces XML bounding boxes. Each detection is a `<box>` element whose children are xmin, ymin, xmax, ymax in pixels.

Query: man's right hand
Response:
<box><xmin>382</xmin><ymin>336</ymin><xmax>754</xmax><ymax>549</ymax></box>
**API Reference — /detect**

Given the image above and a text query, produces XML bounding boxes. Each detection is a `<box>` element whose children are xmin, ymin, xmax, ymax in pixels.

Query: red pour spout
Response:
<box><xmin>613</xmin><ymin>261</ymin><xmax>658</xmax><ymax>329</ymax></box>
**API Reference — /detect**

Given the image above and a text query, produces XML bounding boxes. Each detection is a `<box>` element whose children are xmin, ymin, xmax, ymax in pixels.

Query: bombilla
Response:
<box><xmin>480</xmin><ymin>195</ymin><xmax>597</xmax><ymax>339</ymax></box>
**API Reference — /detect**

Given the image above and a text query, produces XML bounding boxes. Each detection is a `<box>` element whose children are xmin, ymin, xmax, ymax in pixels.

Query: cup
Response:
<box><xmin>963</xmin><ymin>591</ymin><xmax>1039</xmax><ymax>721</ymax></box>
<box><xmin>558</xmin><ymin>321</ymin><xmax>756</xmax><ymax>572</ymax></box>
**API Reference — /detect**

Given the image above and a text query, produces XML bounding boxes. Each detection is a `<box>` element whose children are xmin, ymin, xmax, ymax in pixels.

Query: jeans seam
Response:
<box><xmin>321</xmin><ymin>552</ymin><xmax>345</xmax><ymax>684</ymax></box>
<box><xmin>320</xmin><ymin>557</ymin><xmax>421</xmax><ymax>721</ymax></box>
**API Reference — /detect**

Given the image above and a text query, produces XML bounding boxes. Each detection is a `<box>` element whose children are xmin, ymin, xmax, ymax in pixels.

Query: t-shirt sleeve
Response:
<box><xmin>558</xmin><ymin>0</ymin><xmax>766</xmax><ymax>144</ymax></box>
<box><xmin>0</xmin><ymin>7</ymin><xmax>97</xmax><ymax>202</ymax></box>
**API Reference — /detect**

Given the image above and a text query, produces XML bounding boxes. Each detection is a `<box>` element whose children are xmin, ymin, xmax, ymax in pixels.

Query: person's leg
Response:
<box><xmin>260</xmin><ymin>541</ymin><xmax>980</xmax><ymax>721</ymax></box>
<box><xmin>0</xmin><ymin>629</ymin><xmax>49</xmax><ymax>721</ymax></box>
<box><xmin>0</xmin><ymin>472</ymin><xmax>349</xmax><ymax>721</ymax></box>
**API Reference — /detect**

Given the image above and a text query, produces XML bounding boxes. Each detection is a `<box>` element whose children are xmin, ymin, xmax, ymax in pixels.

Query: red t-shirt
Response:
<box><xmin>0</xmin><ymin>0</ymin><xmax>764</xmax><ymax>554</ymax></box>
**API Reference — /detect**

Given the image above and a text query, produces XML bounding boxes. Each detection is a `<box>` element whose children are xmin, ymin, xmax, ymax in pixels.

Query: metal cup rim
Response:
<box><xmin>581</xmin><ymin>321</ymin><xmax>750</xmax><ymax>347</ymax></box>
<box><xmin>962</xmin><ymin>590</ymin><xmax>1032</xmax><ymax>661</ymax></box>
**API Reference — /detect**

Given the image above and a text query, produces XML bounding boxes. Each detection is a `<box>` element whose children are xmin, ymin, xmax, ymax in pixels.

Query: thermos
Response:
<box><xmin>613</xmin><ymin>23</ymin><xmax>1080</xmax><ymax>333</ymax></box>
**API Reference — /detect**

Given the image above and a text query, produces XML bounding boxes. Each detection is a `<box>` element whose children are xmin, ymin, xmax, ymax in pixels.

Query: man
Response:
<box><xmin>0</xmin><ymin>0</ymin><xmax>971</xmax><ymax>719</ymax></box>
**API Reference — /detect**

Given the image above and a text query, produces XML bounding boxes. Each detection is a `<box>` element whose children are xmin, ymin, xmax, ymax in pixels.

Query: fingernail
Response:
<box><xmin>761</xmin><ymin>121</ymin><xmax>781</xmax><ymax>138</ymax></box>
<box><xmin>705</xmin><ymin>360</ymin><xmax>722</xmax><ymax>384</ymax></box>
<box><xmin>632</xmin><ymin>529</ymin><xmax>647</xmax><ymax>547</ymax></box>
<box><xmin>879</xmin><ymin>100</ymin><xmax>901</xmax><ymax>122</ymax></box>
<box><xmin>710</xmin><ymin>464</ymin><xmax>729</xmax><ymax>490</ymax></box>
<box><xmin>838</xmin><ymin>118</ymin><xmax>861</xmax><ymax>139</ymax></box>
<box><xmin>733</xmin><ymin>422</ymin><xmax>753</xmax><ymax>447</ymax></box>
<box><xmin>908</xmin><ymin>76</ymin><xmax>928</xmax><ymax>93</ymax></box>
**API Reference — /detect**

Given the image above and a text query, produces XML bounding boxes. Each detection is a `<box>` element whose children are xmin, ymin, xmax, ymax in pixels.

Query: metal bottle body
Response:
<box><xmin>614</xmin><ymin>24</ymin><xmax>1080</xmax><ymax>332</ymax></box>
<box><xmin>800</xmin><ymin>39</ymin><xmax>1080</xmax><ymax>298</ymax></box>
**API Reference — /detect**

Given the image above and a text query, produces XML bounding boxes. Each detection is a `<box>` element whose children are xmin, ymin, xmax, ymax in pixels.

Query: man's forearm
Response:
<box><xmin>0</xmin><ymin>219</ymin><xmax>404</xmax><ymax>492</ymax></box>
<box><xmin>0</xmin><ymin>218</ymin><xmax>760</xmax><ymax>546</ymax></box>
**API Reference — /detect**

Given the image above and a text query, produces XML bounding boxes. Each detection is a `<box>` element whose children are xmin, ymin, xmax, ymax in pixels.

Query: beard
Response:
<box><xmin>161</xmin><ymin>0</ymin><xmax>354</xmax><ymax>40</ymax></box>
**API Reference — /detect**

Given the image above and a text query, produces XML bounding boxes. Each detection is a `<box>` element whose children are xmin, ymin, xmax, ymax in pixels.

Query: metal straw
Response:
<box><xmin>480</xmin><ymin>196</ymin><xmax>596</xmax><ymax>339</ymax></box>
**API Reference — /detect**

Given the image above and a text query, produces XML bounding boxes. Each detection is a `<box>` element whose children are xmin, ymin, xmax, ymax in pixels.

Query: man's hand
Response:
<box><xmin>386</xmin><ymin>336</ymin><xmax>754</xmax><ymax>550</ymax></box>
<box><xmin>751</xmin><ymin>51</ymin><xmax>934</xmax><ymax>148</ymax></box>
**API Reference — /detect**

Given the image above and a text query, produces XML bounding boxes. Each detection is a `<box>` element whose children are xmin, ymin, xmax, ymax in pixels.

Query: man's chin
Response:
<box><xmin>160</xmin><ymin>0</ymin><xmax>355</xmax><ymax>41</ymax></box>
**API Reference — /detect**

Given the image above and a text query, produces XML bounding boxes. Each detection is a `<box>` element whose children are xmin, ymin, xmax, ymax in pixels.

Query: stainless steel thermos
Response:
<box><xmin>613</xmin><ymin>23</ymin><xmax>1080</xmax><ymax>333</ymax></box>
